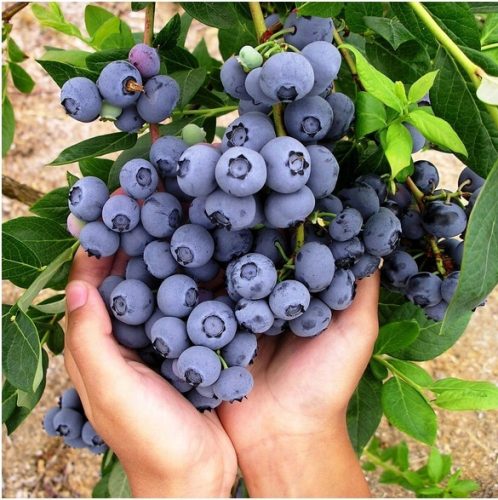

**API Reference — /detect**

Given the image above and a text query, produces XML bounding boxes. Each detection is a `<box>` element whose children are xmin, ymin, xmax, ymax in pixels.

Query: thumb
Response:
<box><xmin>65</xmin><ymin>280</ymin><xmax>133</xmax><ymax>393</ymax></box>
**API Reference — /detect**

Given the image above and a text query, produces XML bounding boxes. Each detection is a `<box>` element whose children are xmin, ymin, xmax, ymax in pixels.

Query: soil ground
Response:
<box><xmin>2</xmin><ymin>3</ymin><xmax>497</xmax><ymax>497</ymax></box>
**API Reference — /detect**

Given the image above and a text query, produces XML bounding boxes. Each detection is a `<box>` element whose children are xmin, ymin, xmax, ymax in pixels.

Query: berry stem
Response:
<box><xmin>143</xmin><ymin>2</ymin><xmax>160</xmax><ymax>144</ymax></box>
<box><xmin>408</xmin><ymin>1</ymin><xmax>498</xmax><ymax>130</ymax></box>
<box><xmin>216</xmin><ymin>351</ymin><xmax>229</xmax><ymax>370</ymax></box>
<box><xmin>173</xmin><ymin>105</ymin><xmax>238</xmax><ymax>118</ymax></box>
<box><xmin>333</xmin><ymin>29</ymin><xmax>362</xmax><ymax>90</ymax></box>
<box><xmin>405</xmin><ymin>176</ymin><xmax>425</xmax><ymax>211</ymax></box>
<box><xmin>274</xmin><ymin>241</ymin><xmax>290</xmax><ymax>262</ymax></box>
<box><xmin>266</xmin><ymin>27</ymin><xmax>296</xmax><ymax>42</ymax></box>
<box><xmin>248</xmin><ymin>1</ymin><xmax>287</xmax><ymax>138</ymax></box>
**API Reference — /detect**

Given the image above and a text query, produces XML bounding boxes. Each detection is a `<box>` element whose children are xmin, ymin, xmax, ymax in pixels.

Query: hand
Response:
<box><xmin>64</xmin><ymin>248</ymin><xmax>237</xmax><ymax>498</ymax></box>
<box><xmin>217</xmin><ymin>273</ymin><xmax>380</xmax><ymax>497</ymax></box>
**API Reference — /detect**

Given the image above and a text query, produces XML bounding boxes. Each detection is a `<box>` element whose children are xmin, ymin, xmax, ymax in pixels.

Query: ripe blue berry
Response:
<box><xmin>137</xmin><ymin>75</ymin><xmax>180</xmax><ymax>123</ymax></box>
<box><xmin>79</xmin><ymin>221</ymin><xmax>120</xmax><ymax>258</ymax></box>
<box><xmin>128</xmin><ymin>43</ymin><xmax>160</xmax><ymax>78</ymax></box>
<box><xmin>68</xmin><ymin>176</ymin><xmax>109</xmax><ymax>222</ymax></box>
<box><xmin>110</xmin><ymin>279</ymin><xmax>154</xmax><ymax>325</ymax></box>
<box><xmin>60</xmin><ymin>77</ymin><xmax>102</xmax><ymax>122</ymax></box>
<box><xmin>119</xmin><ymin>159</ymin><xmax>159</xmax><ymax>199</ymax></box>
<box><xmin>97</xmin><ymin>61</ymin><xmax>143</xmax><ymax>107</ymax></box>
<box><xmin>102</xmin><ymin>194</ymin><xmax>140</xmax><ymax>233</ymax></box>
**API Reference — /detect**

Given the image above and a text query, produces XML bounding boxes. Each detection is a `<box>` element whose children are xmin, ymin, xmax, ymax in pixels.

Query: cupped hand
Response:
<box><xmin>64</xmin><ymin>248</ymin><xmax>237</xmax><ymax>498</ymax></box>
<box><xmin>217</xmin><ymin>273</ymin><xmax>380</xmax><ymax>497</ymax></box>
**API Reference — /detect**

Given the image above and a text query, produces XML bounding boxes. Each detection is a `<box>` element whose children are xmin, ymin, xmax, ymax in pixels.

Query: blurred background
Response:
<box><xmin>2</xmin><ymin>2</ymin><xmax>497</xmax><ymax>497</ymax></box>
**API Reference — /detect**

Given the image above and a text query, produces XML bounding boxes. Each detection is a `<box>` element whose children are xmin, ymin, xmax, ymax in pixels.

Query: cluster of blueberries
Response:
<box><xmin>222</xmin><ymin>12</ymin><xmax>355</xmax><ymax>143</ymax></box>
<box><xmin>43</xmin><ymin>388</ymin><xmax>107</xmax><ymax>453</ymax></box>
<box><xmin>59</xmin><ymin>10</ymin><xmax>485</xmax><ymax>411</ymax></box>
<box><xmin>60</xmin><ymin>43</ymin><xmax>178</xmax><ymax>132</ymax></box>
<box><xmin>381</xmin><ymin>163</ymin><xmax>484</xmax><ymax>320</ymax></box>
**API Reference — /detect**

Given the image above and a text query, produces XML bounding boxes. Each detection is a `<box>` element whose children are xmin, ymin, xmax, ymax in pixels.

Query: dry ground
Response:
<box><xmin>2</xmin><ymin>3</ymin><xmax>497</xmax><ymax>497</ymax></box>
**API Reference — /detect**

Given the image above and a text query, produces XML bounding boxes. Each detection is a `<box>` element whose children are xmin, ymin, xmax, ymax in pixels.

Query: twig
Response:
<box><xmin>2</xmin><ymin>2</ymin><xmax>29</xmax><ymax>22</ymax></box>
<box><xmin>333</xmin><ymin>29</ymin><xmax>363</xmax><ymax>90</ymax></box>
<box><xmin>2</xmin><ymin>174</ymin><xmax>43</xmax><ymax>205</ymax></box>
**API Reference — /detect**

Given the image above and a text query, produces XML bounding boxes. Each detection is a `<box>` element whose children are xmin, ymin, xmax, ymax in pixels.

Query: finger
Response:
<box><xmin>110</xmin><ymin>249</ymin><xmax>130</xmax><ymax>277</ymax></box>
<box><xmin>335</xmin><ymin>270</ymin><xmax>380</xmax><ymax>330</ymax></box>
<box><xmin>69</xmin><ymin>247</ymin><xmax>115</xmax><ymax>288</ymax></box>
<box><xmin>65</xmin><ymin>280</ymin><xmax>135</xmax><ymax>400</ymax></box>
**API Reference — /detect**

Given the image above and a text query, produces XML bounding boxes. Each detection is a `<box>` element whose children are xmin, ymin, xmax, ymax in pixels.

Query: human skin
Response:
<box><xmin>65</xmin><ymin>248</ymin><xmax>378</xmax><ymax>497</ymax></box>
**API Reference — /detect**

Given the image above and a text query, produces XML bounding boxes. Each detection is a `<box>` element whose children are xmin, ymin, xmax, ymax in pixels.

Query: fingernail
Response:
<box><xmin>66</xmin><ymin>282</ymin><xmax>88</xmax><ymax>312</ymax></box>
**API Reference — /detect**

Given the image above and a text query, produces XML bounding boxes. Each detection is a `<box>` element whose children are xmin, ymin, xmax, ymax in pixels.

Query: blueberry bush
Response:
<box><xmin>3</xmin><ymin>2</ymin><xmax>498</xmax><ymax>497</ymax></box>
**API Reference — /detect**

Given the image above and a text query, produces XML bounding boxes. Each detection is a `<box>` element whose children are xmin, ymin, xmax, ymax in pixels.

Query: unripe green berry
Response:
<box><xmin>100</xmin><ymin>101</ymin><xmax>122</xmax><ymax>121</ymax></box>
<box><xmin>181</xmin><ymin>124</ymin><xmax>206</xmax><ymax>146</ymax></box>
<box><xmin>238</xmin><ymin>46</ymin><xmax>264</xmax><ymax>70</ymax></box>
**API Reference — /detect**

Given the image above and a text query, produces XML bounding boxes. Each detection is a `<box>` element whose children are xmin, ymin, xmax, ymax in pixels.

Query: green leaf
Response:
<box><xmin>296</xmin><ymin>2</ymin><xmax>344</xmax><ymax>18</ymax></box>
<box><xmin>369</xmin><ymin>358</ymin><xmax>388</xmax><ymax>380</ymax></box>
<box><xmin>31</xmin><ymin>3</ymin><xmax>85</xmax><ymax>41</ymax></box>
<box><xmin>363</xmin><ymin>16</ymin><xmax>415</xmax><ymax>50</ymax></box>
<box><xmin>192</xmin><ymin>39</ymin><xmax>221</xmax><ymax>72</ymax></box>
<box><xmin>441</xmin><ymin>160</ymin><xmax>498</xmax><ymax>336</ymax></box>
<box><xmin>9</xmin><ymin>62</ymin><xmax>35</xmax><ymax>93</ymax></box>
<box><xmin>340</xmin><ymin>44</ymin><xmax>402</xmax><ymax>113</ymax></box>
<box><xmin>408</xmin><ymin>71</ymin><xmax>439</xmax><ymax>104</ymax></box>
<box><xmin>3</xmin><ymin>216</ymin><xmax>75</xmax><ymax>269</ymax></box>
<box><xmin>85</xmin><ymin>48</ymin><xmax>130</xmax><ymax>73</ymax></box>
<box><xmin>2</xmin><ymin>306</ymin><xmax>41</xmax><ymax>392</ymax></box>
<box><xmin>418</xmin><ymin>486</ymin><xmax>445</xmax><ymax>496</ymax></box>
<box><xmin>16</xmin><ymin>349</ymin><xmax>48</xmax><ymax>409</ymax></box>
<box><xmin>85</xmin><ymin>5</ymin><xmax>114</xmax><ymax>38</ymax></box>
<box><xmin>386</xmin><ymin>359</ymin><xmax>433</xmax><ymax>388</ymax></box>
<box><xmin>92</xmin><ymin>473</ymin><xmax>111</xmax><ymax>498</ymax></box>
<box><xmin>432</xmin><ymin>49</ymin><xmax>498</xmax><ymax>177</ymax></box>
<box><xmin>381</xmin><ymin>121</ymin><xmax>413</xmax><ymax>179</ymax></box>
<box><xmin>470</xmin><ymin>2</ymin><xmax>498</xmax><ymax>13</ymax></box>
<box><xmin>365</xmin><ymin>39</ymin><xmax>431</xmax><ymax>85</ymax></box>
<box><xmin>108</xmin><ymin>461</ymin><xmax>131</xmax><ymax>498</ymax></box>
<box><xmin>178</xmin><ymin>13</ymin><xmax>193</xmax><ymax>47</ymax></box>
<box><xmin>162</xmin><ymin>46</ymin><xmax>198</xmax><ymax>73</ymax></box>
<box><xmin>7</xmin><ymin>38</ymin><xmax>27</xmax><ymax>63</ymax></box>
<box><xmin>390</xmin><ymin>4</ymin><xmax>436</xmax><ymax>50</ymax></box>
<box><xmin>91</xmin><ymin>17</ymin><xmax>135</xmax><ymax>50</ymax></box>
<box><xmin>2</xmin><ymin>64</ymin><xmax>8</xmax><ymax>101</ymax></box>
<box><xmin>180</xmin><ymin>2</ymin><xmax>245</xmax><ymax>29</ymax></box>
<box><xmin>482</xmin><ymin>13</ymin><xmax>498</xmax><ymax>47</ymax></box>
<box><xmin>344</xmin><ymin>3</ymin><xmax>383</xmax><ymax>32</ymax></box>
<box><xmin>171</xmin><ymin>68</ymin><xmax>207</xmax><ymax>109</ymax></box>
<box><xmin>67</xmin><ymin>171</ymin><xmax>79</xmax><ymax>187</ymax></box>
<box><xmin>39</xmin><ymin>49</ymin><xmax>92</xmax><ymax>68</ymax></box>
<box><xmin>30</xmin><ymin>187</ymin><xmax>69</xmax><ymax>224</ymax></box>
<box><xmin>79</xmin><ymin>158</ymin><xmax>114</xmax><ymax>183</ymax></box>
<box><xmin>406</xmin><ymin>109</ymin><xmax>467</xmax><ymax>156</ymax></box>
<box><xmin>3</xmin><ymin>381</ymin><xmax>18</xmax><ymax>422</ymax></box>
<box><xmin>2</xmin><ymin>95</ymin><xmax>15</xmax><ymax>157</ymax></box>
<box><xmin>346</xmin><ymin>369</ymin><xmax>383</xmax><ymax>454</ymax></box>
<box><xmin>427</xmin><ymin>447</ymin><xmax>444</xmax><ymax>483</ymax></box>
<box><xmin>430</xmin><ymin>378</ymin><xmax>498</xmax><ymax>411</ymax></box>
<box><xmin>36</xmin><ymin>59</ymin><xmax>98</xmax><ymax>87</ymax></box>
<box><xmin>2</xmin><ymin>233</ymin><xmax>43</xmax><ymax>289</ymax></box>
<box><xmin>374</xmin><ymin>320</ymin><xmax>419</xmax><ymax>354</ymax></box>
<box><xmin>50</xmin><ymin>132</ymin><xmax>137</xmax><ymax>166</ymax></box>
<box><xmin>448</xmin><ymin>479</ymin><xmax>479</xmax><ymax>497</ymax></box>
<box><xmin>219</xmin><ymin>25</ymin><xmax>258</xmax><ymax>61</ymax></box>
<box><xmin>355</xmin><ymin>92</ymin><xmax>387</xmax><ymax>138</ymax></box>
<box><xmin>381</xmin><ymin>377</ymin><xmax>437</xmax><ymax>445</ymax></box>
<box><xmin>154</xmin><ymin>13</ymin><xmax>181</xmax><ymax>51</ymax></box>
<box><xmin>426</xmin><ymin>3</ymin><xmax>481</xmax><ymax>51</ymax></box>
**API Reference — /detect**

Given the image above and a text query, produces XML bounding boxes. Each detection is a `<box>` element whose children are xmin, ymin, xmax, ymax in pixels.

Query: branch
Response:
<box><xmin>143</xmin><ymin>3</ymin><xmax>160</xmax><ymax>143</ymax></box>
<box><xmin>2</xmin><ymin>175</ymin><xmax>43</xmax><ymax>205</ymax></box>
<box><xmin>2</xmin><ymin>2</ymin><xmax>29</xmax><ymax>22</ymax></box>
<box><xmin>333</xmin><ymin>29</ymin><xmax>363</xmax><ymax>90</ymax></box>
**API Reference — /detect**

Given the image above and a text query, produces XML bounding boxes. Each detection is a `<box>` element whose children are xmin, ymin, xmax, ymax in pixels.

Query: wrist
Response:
<box><xmin>238</xmin><ymin>417</ymin><xmax>370</xmax><ymax>498</ymax></box>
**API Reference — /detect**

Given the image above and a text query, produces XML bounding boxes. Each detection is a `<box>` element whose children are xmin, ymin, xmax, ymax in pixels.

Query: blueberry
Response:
<box><xmin>128</xmin><ymin>43</ymin><xmax>160</xmax><ymax>79</ymax></box>
<box><xmin>212</xmin><ymin>227</ymin><xmax>254</xmax><ymax>262</ymax></box>
<box><xmin>170</xmin><ymin>224</ymin><xmax>215</xmax><ymax>268</ymax></box>
<box><xmin>329</xmin><ymin>208</ymin><xmax>363</xmax><ymax>242</ymax></box>
<box><xmin>406</xmin><ymin>272</ymin><xmax>442</xmax><ymax>307</ymax></box>
<box><xmin>363</xmin><ymin>207</ymin><xmax>402</xmax><ymax>257</ymax></box>
<box><xmin>252</xmin><ymin>228</ymin><xmax>289</xmax><ymax>266</ymax></box>
<box><xmin>137</xmin><ymin>75</ymin><xmax>180</xmax><ymax>123</ymax></box>
<box><xmin>115</xmin><ymin>105</ymin><xmax>145</xmax><ymax>133</ymax></box>
<box><xmin>188</xmin><ymin>196</ymin><xmax>216</xmax><ymax>230</ymax></box>
<box><xmin>183</xmin><ymin>259</ymin><xmax>220</xmax><ymax>283</ymax></box>
<box><xmin>60</xmin><ymin>77</ymin><xmax>102</xmax><ymax>122</ymax></box>
<box><xmin>404</xmin><ymin>123</ymin><xmax>426</xmax><ymax>153</ymax></box>
<box><xmin>157</xmin><ymin>274</ymin><xmax>198</xmax><ymax>318</ymax></box>
<box><xmin>295</xmin><ymin>242</ymin><xmax>335</xmax><ymax>292</ymax></box>
<box><xmin>259</xmin><ymin>52</ymin><xmax>314</xmax><ymax>102</ymax></box>
<box><xmin>150</xmin><ymin>317</ymin><xmax>190</xmax><ymax>358</ymax></box>
<box><xmin>284</xmin><ymin>95</ymin><xmax>333</xmax><ymax>143</ymax></box>
<box><xmin>412</xmin><ymin>160</ymin><xmax>439</xmax><ymax>194</ymax></box>
<box><xmin>143</xmin><ymin>240</ymin><xmax>177</xmax><ymax>279</ymax></box>
<box><xmin>149</xmin><ymin>135</ymin><xmax>188</xmax><ymax>178</ymax></box>
<box><xmin>264</xmin><ymin>186</ymin><xmax>315</xmax><ymax>228</ymax></box>
<box><xmin>221</xmin><ymin>332</ymin><xmax>258</xmax><ymax>367</ymax></box>
<box><xmin>98</xmin><ymin>275</ymin><xmax>123</xmax><ymax>312</ymax></box>
<box><xmin>79</xmin><ymin>221</ymin><xmax>120</xmax><ymax>258</ymax></box>
<box><xmin>97</xmin><ymin>60</ymin><xmax>143</xmax><ymax>108</ymax></box>
<box><xmin>102</xmin><ymin>194</ymin><xmax>140</xmax><ymax>233</ymax></box>
<box><xmin>422</xmin><ymin>201</ymin><xmax>467</xmax><ymax>238</ymax></box>
<box><xmin>120</xmin><ymin>223</ymin><xmax>155</xmax><ymax>257</ymax></box>
<box><xmin>212</xmin><ymin>366</ymin><xmax>254</xmax><ymax>402</ymax></box>
<box><xmin>119</xmin><ymin>159</ymin><xmax>159</xmax><ymax>199</ymax></box>
<box><xmin>382</xmin><ymin>250</ymin><xmax>418</xmax><ymax>289</ymax></box>
<box><xmin>306</xmin><ymin>145</ymin><xmax>339</xmax><ymax>199</ymax></box>
<box><xmin>177</xmin><ymin>144</ymin><xmax>221</xmax><ymax>197</ymax></box>
<box><xmin>235</xmin><ymin>298</ymin><xmax>274</xmax><ymax>334</ymax></box>
<box><xmin>43</xmin><ymin>407</ymin><xmax>61</xmax><ymax>437</ymax></box>
<box><xmin>351</xmin><ymin>253</ymin><xmax>381</xmax><ymax>280</ymax></box>
<box><xmin>53</xmin><ymin>408</ymin><xmax>84</xmax><ymax>439</ymax></box>
<box><xmin>283</xmin><ymin>12</ymin><xmax>333</xmax><ymax>49</ymax></box>
<box><xmin>220</xmin><ymin>55</ymin><xmax>251</xmax><ymax>100</ymax></box>
<box><xmin>289</xmin><ymin>298</ymin><xmax>332</xmax><ymax>337</ymax></box>
<box><xmin>112</xmin><ymin>319</ymin><xmax>150</xmax><ymax>349</ymax></box>
<box><xmin>68</xmin><ymin>176</ymin><xmax>109</xmax><ymax>222</ymax></box>
<box><xmin>205</xmin><ymin>189</ymin><xmax>257</xmax><ymax>231</ymax></box>
<box><xmin>319</xmin><ymin>269</ymin><xmax>356</xmax><ymax>310</ymax></box>
<box><xmin>229</xmin><ymin>253</ymin><xmax>277</xmax><ymax>300</ymax></box>
<box><xmin>269</xmin><ymin>280</ymin><xmax>311</xmax><ymax>320</ymax></box>
<box><xmin>325</xmin><ymin>93</ymin><xmax>355</xmax><ymax>141</ymax></box>
<box><xmin>458</xmin><ymin>167</ymin><xmax>484</xmax><ymax>193</ymax></box>
<box><xmin>215</xmin><ymin>146</ymin><xmax>267</xmax><ymax>197</ymax></box>
<box><xmin>301</xmin><ymin>41</ymin><xmax>341</xmax><ymax>95</ymax></box>
<box><xmin>186</xmin><ymin>300</ymin><xmax>238</xmax><ymax>349</ymax></box>
<box><xmin>261</xmin><ymin>136</ymin><xmax>311</xmax><ymax>193</ymax></box>
<box><xmin>141</xmin><ymin>192</ymin><xmax>182</xmax><ymax>238</ymax></box>
<box><xmin>177</xmin><ymin>346</ymin><xmax>222</xmax><ymax>387</ymax></box>
<box><xmin>110</xmin><ymin>279</ymin><xmax>154</xmax><ymax>325</ymax></box>
<box><xmin>125</xmin><ymin>256</ymin><xmax>157</xmax><ymax>288</ymax></box>
<box><xmin>238</xmin><ymin>99</ymin><xmax>272</xmax><ymax>115</ymax></box>
<box><xmin>222</xmin><ymin>112</ymin><xmax>276</xmax><ymax>152</ymax></box>
<box><xmin>245</xmin><ymin>67</ymin><xmax>275</xmax><ymax>106</ymax></box>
